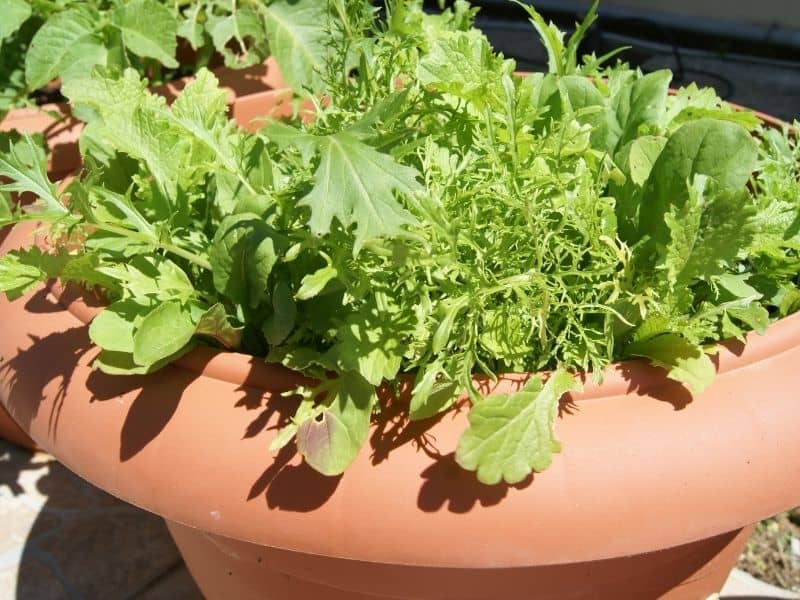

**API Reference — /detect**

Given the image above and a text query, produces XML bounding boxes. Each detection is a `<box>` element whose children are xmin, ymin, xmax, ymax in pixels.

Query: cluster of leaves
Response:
<box><xmin>1</xmin><ymin>0</ymin><xmax>799</xmax><ymax>485</ymax></box>
<box><xmin>0</xmin><ymin>0</ymin><xmax>330</xmax><ymax>119</ymax></box>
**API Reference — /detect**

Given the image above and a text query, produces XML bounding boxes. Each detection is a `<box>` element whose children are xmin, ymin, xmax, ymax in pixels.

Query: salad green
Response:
<box><xmin>1</xmin><ymin>0</ymin><xmax>799</xmax><ymax>484</ymax></box>
<box><xmin>0</xmin><ymin>0</ymin><xmax>330</xmax><ymax>119</ymax></box>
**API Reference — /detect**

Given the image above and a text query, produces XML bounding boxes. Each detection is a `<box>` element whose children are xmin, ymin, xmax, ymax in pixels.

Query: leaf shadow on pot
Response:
<box><xmin>243</xmin><ymin>386</ymin><xmax>344</xmax><ymax>513</ymax></box>
<box><xmin>615</xmin><ymin>362</ymin><xmax>695</xmax><ymax>410</ymax></box>
<box><xmin>84</xmin><ymin>367</ymin><xmax>192</xmax><ymax>462</ymax></box>
<box><xmin>0</xmin><ymin>288</ymin><xmax>93</xmax><ymax>441</ymax></box>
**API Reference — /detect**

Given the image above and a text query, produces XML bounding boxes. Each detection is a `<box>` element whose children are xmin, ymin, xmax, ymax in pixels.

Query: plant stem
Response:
<box><xmin>89</xmin><ymin>223</ymin><xmax>213</xmax><ymax>271</ymax></box>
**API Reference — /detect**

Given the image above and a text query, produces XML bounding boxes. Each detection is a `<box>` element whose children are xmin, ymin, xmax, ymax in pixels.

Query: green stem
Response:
<box><xmin>90</xmin><ymin>223</ymin><xmax>213</xmax><ymax>271</ymax></box>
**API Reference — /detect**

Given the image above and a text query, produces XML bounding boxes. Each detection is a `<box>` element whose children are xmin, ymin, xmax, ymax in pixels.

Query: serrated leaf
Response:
<box><xmin>25</xmin><ymin>6</ymin><xmax>100</xmax><ymax>89</ymax></box>
<box><xmin>296</xmin><ymin>372</ymin><xmax>376</xmax><ymax>476</ymax></box>
<box><xmin>626</xmin><ymin>333</ymin><xmax>715</xmax><ymax>394</ymax></box>
<box><xmin>418</xmin><ymin>30</ymin><xmax>512</xmax><ymax>109</ymax></box>
<box><xmin>663</xmin><ymin>176</ymin><xmax>755</xmax><ymax>289</ymax></box>
<box><xmin>456</xmin><ymin>369</ymin><xmax>581</xmax><ymax>485</ymax></box>
<box><xmin>297</xmin><ymin>131</ymin><xmax>421</xmax><ymax>252</ymax></box>
<box><xmin>261</xmin><ymin>0</ymin><xmax>328</xmax><ymax>91</ymax></box>
<box><xmin>0</xmin><ymin>0</ymin><xmax>31</xmax><ymax>45</ymax></box>
<box><xmin>208</xmin><ymin>3</ymin><xmax>268</xmax><ymax>69</ymax></box>
<box><xmin>132</xmin><ymin>300</ymin><xmax>196</xmax><ymax>366</ymax></box>
<box><xmin>111</xmin><ymin>0</ymin><xmax>179</xmax><ymax>68</ymax></box>
<box><xmin>327</xmin><ymin>307</ymin><xmax>404</xmax><ymax>387</ymax></box>
<box><xmin>0</xmin><ymin>135</ymin><xmax>65</xmax><ymax>216</ymax></box>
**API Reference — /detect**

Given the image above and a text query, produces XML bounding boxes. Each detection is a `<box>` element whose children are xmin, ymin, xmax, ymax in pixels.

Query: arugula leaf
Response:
<box><xmin>295</xmin><ymin>372</ymin><xmax>376</xmax><ymax>476</ymax></box>
<box><xmin>208</xmin><ymin>3</ymin><xmax>268</xmax><ymax>70</ymax></box>
<box><xmin>456</xmin><ymin>370</ymin><xmax>582</xmax><ymax>485</ymax></box>
<box><xmin>0</xmin><ymin>135</ymin><xmax>66</xmax><ymax>217</ymax></box>
<box><xmin>626</xmin><ymin>333</ymin><xmax>715</xmax><ymax>394</ymax></box>
<box><xmin>195</xmin><ymin>303</ymin><xmax>244</xmax><ymax>350</ymax></box>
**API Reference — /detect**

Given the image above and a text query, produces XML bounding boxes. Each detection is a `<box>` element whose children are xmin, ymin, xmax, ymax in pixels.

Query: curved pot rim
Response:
<box><xmin>48</xmin><ymin>275</ymin><xmax>800</xmax><ymax>401</ymax></box>
<box><xmin>2</xmin><ymin>84</ymin><xmax>799</xmax><ymax>571</ymax></box>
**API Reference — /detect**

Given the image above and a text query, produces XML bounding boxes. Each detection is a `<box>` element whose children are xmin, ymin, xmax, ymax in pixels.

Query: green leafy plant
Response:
<box><xmin>1</xmin><ymin>0</ymin><xmax>799</xmax><ymax>484</ymax></box>
<box><xmin>0</xmin><ymin>0</ymin><xmax>331</xmax><ymax>119</ymax></box>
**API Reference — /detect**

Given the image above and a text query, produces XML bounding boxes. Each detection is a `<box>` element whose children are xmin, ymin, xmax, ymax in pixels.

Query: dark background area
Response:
<box><xmin>427</xmin><ymin>0</ymin><xmax>800</xmax><ymax>121</ymax></box>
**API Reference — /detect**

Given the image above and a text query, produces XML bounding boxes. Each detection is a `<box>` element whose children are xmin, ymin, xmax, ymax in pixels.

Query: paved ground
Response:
<box><xmin>2</xmin><ymin>439</ymin><xmax>798</xmax><ymax>599</ymax></box>
<box><xmin>0</xmin><ymin>441</ymin><xmax>201</xmax><ymax>599</ymax></box>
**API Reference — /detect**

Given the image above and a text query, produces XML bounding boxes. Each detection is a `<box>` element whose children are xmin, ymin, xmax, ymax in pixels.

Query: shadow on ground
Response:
<box><xmin>0</xmin><ymin>440</ymin><xmax>201</xmax><ymax>599</ymax></box>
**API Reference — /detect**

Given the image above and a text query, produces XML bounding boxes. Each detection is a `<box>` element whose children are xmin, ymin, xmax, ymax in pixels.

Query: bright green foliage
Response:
<box><xmin>1</xmin><ymin>2</ymin><xmax>799</xmax><ymax>484</ymax></box>
<box><xmin>261</xmin><ymin>0</ymin><xmax>329</xmax><ymax>91</ymax></box>
<box><xmin>0</xmin><ymin>0</ymin><xmax>335</xmax><ymax>119</ymax></box>
<box><xmin>0</xmin><ymin>0</ymin><xmax>31</xmax><ymax>45</ymax></box>
<box><xmin>456</xmin><ymin>370</ymin><xmax>582</xmax><ymax>484</ymax></box>
<box><xmin>295</xmin><ymin>372</ymin><xmax>376</xmax><ymax>476</ymax></box>
<box><xmin>110</xmin><ymin>0</ymin><xmax>179</xmax><ymax>68</ymax></box>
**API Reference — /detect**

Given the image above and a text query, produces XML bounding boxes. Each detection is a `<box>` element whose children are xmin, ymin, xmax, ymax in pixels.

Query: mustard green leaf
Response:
<box><xmin>110</xmin><ymin>0</ymin><xmax>179</xmax><ymax>69</ymax></box>
<box><xmin>298</xmin><ymin>132</ymin><xmax>421</xmax><ymax>252</ymax></box>
<box><xmin>456</xmin><ymin>370</ymin><xmax>581</xmax><ymax>485</ymax></box>
<box><xmin>261</xmin><ymin>0</ymin><xmax>328</xmax><ymax>91</ymax></box>
<box><xmin>24</xmin><ymin>5</ymin><xmax>100</xmax><ymax>89</ymax></box>
<box><xmin>0</xmin><ymin>0</ymin><xmax>31</xmax><ymax>45</ymax></box>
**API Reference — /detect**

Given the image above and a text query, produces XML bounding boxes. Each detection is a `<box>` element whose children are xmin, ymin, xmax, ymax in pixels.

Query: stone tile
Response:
<box><xmin>31</xmin><ymin>511</ymin><xmax>181</xmax><ymax>599</ymax></box>
<box><xmin>136</xmin><ymin>565</ymin><xmax>204</xmax><ymax>600</ymax></box>
<box><xmin>7</xmin><ymin>557</ymin><xmax>69</xmax><ymax>600</ymax></box>
<box><xmin>720</xmin><ymin>568</ymin><xmax>800</xmax><ymax>599</ymax></box>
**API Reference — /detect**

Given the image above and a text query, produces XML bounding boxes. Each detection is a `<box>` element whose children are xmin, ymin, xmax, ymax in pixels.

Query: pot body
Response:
<box><xmin>0</xmin><ymin>94</ymin><xmax>799</xmax><ymax>599</ymax></box>
<box><xmin>167</xmin><ymin>520</ymin><xmax>753</xmax><ymax>599</ymax></box>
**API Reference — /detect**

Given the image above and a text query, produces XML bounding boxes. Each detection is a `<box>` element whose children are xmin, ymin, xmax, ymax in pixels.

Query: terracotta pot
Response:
<box><xmin>0</xmin><ymin>60</ymin><xmax>290</xmax><ymax>450</ymax></box>
<box><xmin>1</xmin><ymin>91</ymin><xmax>799</xmax><ymax>599</ymax></box>
<box><xmin>0</xmin><ymin>57</ymin><xmax>287</xmax><ymax>180</ymax></box>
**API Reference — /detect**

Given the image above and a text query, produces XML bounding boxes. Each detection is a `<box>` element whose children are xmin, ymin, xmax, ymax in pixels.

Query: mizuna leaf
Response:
<box><xmin>0</xmin><ymin>135</ymin><xmax>65</xmax><ymax>216</ymax></box>
<box><xmin>456</xmin><ymin>370</ymin><xmax>581</xmax><ymax>485</ymax></box>
<box><xmin>0</xmin><ymin>0</ymin><xmax>31</xmax><ymax>45</ymax></box>
<box><xmin>208</xmin><ymin>3</ymin><xmax>268</xmax><ymax>69</ymax></box>
<box><xmin>261</xmin><ymin>0</ymin><xmax>328</xmax><ymax>91</ymax></box>
<box><xmin>296</xmin><ymin>372</ymin><xmax>376</xmax><ymax>476</ymax></box>
<box><xmin>110</xmin><ymin>0</ymin><xmax>179</xmax><ymax>68</ymax></box>
<box><xmin>24</xmin><ymin>5</ymin><xmax>101</xmax><ymax>89</ymax></box>
<box><xmin>298</xmin><ymin>131</ymin><xmax>421</xmax><ymax>253</ymax></box>
<box><xmin>626</xmin><ymin>333</ymin><xmax>715</xmax><ymax>394</ymax></box>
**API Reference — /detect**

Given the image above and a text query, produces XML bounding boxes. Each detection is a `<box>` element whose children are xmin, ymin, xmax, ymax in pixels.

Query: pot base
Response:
<box><xmin>0</xmin><ymin>403</ymin><xmax>36</xmax><ymax>450</ymax></box>
<box><xmin>167</xmin><ymin>521</ymin><xmax>752</xmax><ymax>599</ymax></box>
